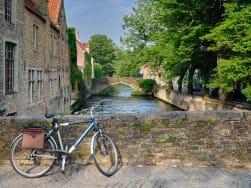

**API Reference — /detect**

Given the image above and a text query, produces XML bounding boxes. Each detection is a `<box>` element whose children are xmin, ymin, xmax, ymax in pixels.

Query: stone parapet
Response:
<box><xmin>1</xmin><ymin>111</ymin><xmax>250</xmax><ymax>169</ymax></box>
<box><xmin>154</xmin><ymin>88</ymin><xmax>251</xmax><ymax>111</ymax></box>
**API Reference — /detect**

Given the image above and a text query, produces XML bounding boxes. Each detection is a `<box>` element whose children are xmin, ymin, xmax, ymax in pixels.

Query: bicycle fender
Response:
<box><xmin>90</xmin><ymin>131</ymin><xmax>100</xmax><ymax>155</ymax></box>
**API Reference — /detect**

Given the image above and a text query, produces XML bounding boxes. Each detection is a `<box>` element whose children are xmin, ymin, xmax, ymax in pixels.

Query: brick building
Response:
<box><xmin>0</xmin><ymin>0</ymin><xmax>71</xmax><ymax>116</ymax></box>
<box><xmin>76</xmin><ymin>32</ymin><xmax>89</xmax><ymax>73</ymax></box>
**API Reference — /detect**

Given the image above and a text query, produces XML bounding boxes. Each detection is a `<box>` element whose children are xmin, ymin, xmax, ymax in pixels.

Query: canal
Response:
<box><xmin>83</xmin><ymin>84</ymin><xmax>181</xmax><ymax>115</ymax></box>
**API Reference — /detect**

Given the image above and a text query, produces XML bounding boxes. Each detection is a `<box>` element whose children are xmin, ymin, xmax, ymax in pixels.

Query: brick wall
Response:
<box><xmin>0</xmin><ymin>110</ymin><xmax>250</xmax><ymax>169</ymax></box>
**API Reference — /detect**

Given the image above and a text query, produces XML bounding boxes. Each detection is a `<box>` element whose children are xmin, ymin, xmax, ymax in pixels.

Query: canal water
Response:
<box><xmin>83</xmin><ymin>84</ymin><xmax>180</xmax><ymax>115</ymax></box>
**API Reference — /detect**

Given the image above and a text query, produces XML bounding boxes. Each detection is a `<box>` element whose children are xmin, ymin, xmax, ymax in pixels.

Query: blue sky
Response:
<box><xmin>64</xmin><ymin>0</ymin><xmax>136</xmax><ymax>46</ymax></box>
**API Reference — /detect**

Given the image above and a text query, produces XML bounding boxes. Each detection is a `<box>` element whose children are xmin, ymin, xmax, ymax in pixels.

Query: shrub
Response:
<box><xmin>138</xmin><ymin>79</ymin><xmax>157</xmax><ymax>94</ymax></box>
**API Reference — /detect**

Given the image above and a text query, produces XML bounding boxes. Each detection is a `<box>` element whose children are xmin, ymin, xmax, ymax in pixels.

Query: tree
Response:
<box><xmin>203</xmin><ymin>2</ymin><xmax>251</xmax><ymax>101</ymax></box>
<box><xmin>89</xmin><ymin>34</ymin><xmax>116</xmax><ymax>76</ymax></box>
<box><xmin>122</xmin><ymin>0</ymin><xmax>224</xmax><ymax>95</ymax></box>
<box><xmin>113</xmin><ymin>48</ymin><xmax>146</xmax><ymax>77</ymax></box>
<box><xmin>155</xmin><ymin>0</ymin><xmax>224</xmax><ymax>94</ymax></box>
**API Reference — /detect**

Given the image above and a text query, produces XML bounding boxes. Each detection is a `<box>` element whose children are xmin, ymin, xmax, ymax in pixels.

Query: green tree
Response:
<box><xmin>121</xmin><ymin>0</ymin><xmax>160</xmax><ymax>65</ymax></box>
<box><xmin>203</xmin><ymin>2</ymin><xmax>251</xmax><ymax>101</ymax></box>
<box><xmin>89</xmin><ymin>34</ymin><xmax>116</xmax><ymax>76</ymax></box>
<box><xmin>94</xmin><ymin>63</ymin><xmax>104</xmax><ymax>78</ymax></box>
<box><xmin>114</xmin><ymin>48</ymin><xmax>145</xmax><ymax>77</ymax></box>
<box><xmin>155</xmin><ymin>0</ymin><xmax>224</xmax><ymax>94</ymax></box>
<box><xmin>122</xmin><ymin>0</ymin><xmax>224</xmax><ymax>95</ymax></box>
<box><xmin>138</xmin><ymin>79</ymin><xmax>157</xmax><ymax>94</ymax></box>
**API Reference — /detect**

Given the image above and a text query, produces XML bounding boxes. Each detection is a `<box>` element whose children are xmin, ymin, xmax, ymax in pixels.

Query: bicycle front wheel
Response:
<box><xmin>92</xmin><ymin>132</ymin><xmax>118</xmax><ymax>176</ymax></box>
<box><xmin>10</xmin><ymin>134</ymin><xmax>56</xmax><ymax>178</ymax></box>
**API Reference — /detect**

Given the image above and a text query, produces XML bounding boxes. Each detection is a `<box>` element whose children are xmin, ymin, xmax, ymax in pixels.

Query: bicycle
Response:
<box><xmin>10</xmin><ymin>102</ymin><xmax>119</xmax><ymax>178</ymax></box>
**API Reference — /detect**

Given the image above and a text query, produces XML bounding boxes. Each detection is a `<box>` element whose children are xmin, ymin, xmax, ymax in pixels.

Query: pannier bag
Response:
<box><xmin>22</xmin><ymin>126</ymin><xmax>45</xmax><ymax>149</ymax></box>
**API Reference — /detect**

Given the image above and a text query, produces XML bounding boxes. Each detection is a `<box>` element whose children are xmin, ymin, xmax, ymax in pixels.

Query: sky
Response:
<box><xmin>64</xmin><ymin>0</ymin><xmax>136</xmax><ymax>46</ymax></box>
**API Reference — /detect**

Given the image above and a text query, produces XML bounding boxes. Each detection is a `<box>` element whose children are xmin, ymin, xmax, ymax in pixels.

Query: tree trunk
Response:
<box><xmin>178</xmin><ymin>77</ymin><xmax>183</xmax><ymax>92</ymax></box>
<box><xmin>188</xmin><ymin>66</ymin><xmax>196</xmax><ymax>95</ymax></box>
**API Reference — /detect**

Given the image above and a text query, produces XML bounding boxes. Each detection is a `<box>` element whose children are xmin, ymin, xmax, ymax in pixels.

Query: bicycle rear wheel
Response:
<box><xmin>10</xmin><ymin>134</ymin><xmax>56</xmax><ymax>178</ymax></box>
<box><xmin>92</xmin><ymin>132</ymin><xmax>118</xmax><ymax>176</ymax></box>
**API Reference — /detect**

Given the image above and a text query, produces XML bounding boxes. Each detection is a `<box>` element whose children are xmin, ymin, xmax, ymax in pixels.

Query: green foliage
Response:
<box><xmin>84</xmin><ymin>52</ymin><xmax>92</xmax><ymax>85</ymax></box>
<box><xmin>70</xmin><ymin>64</ymin><xmax>82</xmax><ymax>89</ymax></box>
<box><xmin>113</xmin><ymin>48</ymin><xmax>145</xmax><ymax>77</ymax></box>
<box><xmin>131</xmin><ymin>90</ymin><xmax>148</xmax><ymax>96</ymax></box>
<box><xmin>67</xmin><ymin>28</ymin><xmax>77</xmax><ymax>64</ymax></box>
<box><xmin>94</xmin><ymin>63</ymin><xmax>104</xmax><ymax>78</ymax></box>
<box><xmin>140</xmin><ymin>123</ymin><xmax>151</xmax><ymax>132</ymax></box>
<box><xmin>68</xmin><ymin>27</ymin><xmax>82</xmax><ymax>91</ymax></box>
<box><xmin>117</xmin><ymin>131</ymin><xmax>125</xmax><ymax>138</ymax></box>
<box><xmin>138</xmin><ymin>79</ymin><xmax>157</xmax><ymax>93</ymax></box>
<box><xmin>121</xmin><ymin>0</ymin><xmax>251</xmax><ymax>101</ymax></box>
<box><xmin>203</xmin><ymin>4</ymin><xmax>251</xmax><ymax>100</ymax></box>
<box><xmin>89</xmin><ymin>34</ymin><xmax>116</xmax><ymax>76</ymax></box>
<box><xmin>67</xmin><ymin>27</ymin><xmax>85</xmax><ymax>102</ymax></box>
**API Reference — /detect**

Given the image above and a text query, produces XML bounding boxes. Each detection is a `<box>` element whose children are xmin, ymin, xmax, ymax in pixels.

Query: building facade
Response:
<box><xmin>0</xmin><ymin>0</ymin><xmax>71</xmax><ymax>116</ymax></box>
<box><xmin>76</xmin><ymin>32</ymin><xmax>89</xmax><ymax>73</ymax></box>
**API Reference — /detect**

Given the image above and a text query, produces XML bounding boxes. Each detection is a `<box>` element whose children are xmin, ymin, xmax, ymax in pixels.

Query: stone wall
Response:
<box><xmin>92</xmin><ymin>77</ymin><xmax>141</xmax><ymax>94</ymax></box>
<box><xmin>0</xmin><ymin>111</ymin><xmax>250</xmax><ymax>169</ymax></box>
<box><xmin>154</xmin><ymin>88</ymin><xmax>251</xmax><ymax>111</ymax></box>
<box><xmin>0</xmin><ymin>0</ymin><xmax>25</xmax><ymax>115</ymax></box>
<box><xmin>0</xmin><ymin>1</ymin><xmax>71</xmax><ymax>116</ymax></box>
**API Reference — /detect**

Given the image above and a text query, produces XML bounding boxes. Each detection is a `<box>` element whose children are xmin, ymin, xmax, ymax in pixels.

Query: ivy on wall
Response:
<box><xmin>84</xmin><ymin>52</ymin><xmax>92</xmax><ymax>86</ymax></box>
<box><xmin>68</xmin><ymin>27</ymin><xmax>84</xmax><ymax>102</ymax></box>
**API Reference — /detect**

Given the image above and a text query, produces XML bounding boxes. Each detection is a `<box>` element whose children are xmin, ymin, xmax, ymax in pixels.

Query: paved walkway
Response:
<box><xmin>0</xmin><ymin>164</ymin><xmax>250</xmax><ymax>188</ymax></box>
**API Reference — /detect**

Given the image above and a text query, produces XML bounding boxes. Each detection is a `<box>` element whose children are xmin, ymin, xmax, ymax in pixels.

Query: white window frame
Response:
<box><xmin>28</xmin><ymin>69</ymin><xmax>35</xmax><ymax>105</ymax></box>
<box><xmin>37</xmin><ymin>70</ymin><xmax>43</xmax><ymax>103</ymax></box>
<box><xmin>49</xmin><ymin>69</ymin><xmax>58</xmax><ymax>97</ymax></box>
<box><xmin>33</xmin><ymin>24</ymin><xmax>38</xmax><ymax>49</ymax></box>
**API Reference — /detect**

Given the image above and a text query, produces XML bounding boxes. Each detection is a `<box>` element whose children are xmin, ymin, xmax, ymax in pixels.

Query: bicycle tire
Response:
<box><xmin>10</xmin><ymin>134</ymin><xmax>57</xmax><ymax>178</ymax></box>
<box><xmin>92</xmin><ymin>132</ymin><xmax>118</xmax><ymax>176</ymax></box>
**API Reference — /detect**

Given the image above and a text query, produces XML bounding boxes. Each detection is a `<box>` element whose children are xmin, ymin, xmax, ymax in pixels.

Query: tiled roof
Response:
<box><xmin>24</xmin><ymin>0</ymin><xmax>45</xmax><ymax>21</ymax></box>
<box><xmin>77</xmin><ymin>40</ymin><xmax>89</xmax><ymax>52</ymax></box>
<box><xmin>48</xmin><ymin>0</ymin><xmax>62</xmax><ymax>23</ymax></box>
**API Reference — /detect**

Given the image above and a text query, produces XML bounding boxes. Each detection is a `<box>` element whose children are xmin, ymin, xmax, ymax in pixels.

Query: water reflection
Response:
<box><xmin>84</xmin><ymin>84</ymin><xmax>180</xmax><ymax>115</ymax></box>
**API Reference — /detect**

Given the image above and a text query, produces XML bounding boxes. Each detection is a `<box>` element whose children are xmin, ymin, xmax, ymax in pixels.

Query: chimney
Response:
<box><xmin>75</xmin><ymin>32</ymin><xmax>80</xmax><ymax>40</ymax></box>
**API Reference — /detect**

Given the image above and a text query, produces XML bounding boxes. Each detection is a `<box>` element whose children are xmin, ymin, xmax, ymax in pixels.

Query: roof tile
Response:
<box><xmin>48</xmin><ymin>0</ymin><xmax>62</xmax><ymax>23</ymax></box>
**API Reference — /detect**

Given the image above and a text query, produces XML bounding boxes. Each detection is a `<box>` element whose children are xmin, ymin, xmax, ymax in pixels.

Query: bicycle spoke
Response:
<box><xmin>92</xmin><ymin>133</ymin><xmax>118</xmax><ymax>176</ymax></box>
<box><xmin>10</xmin><ymin>135</ymin><xmax>56</xmax><ymax>178</ymax></box>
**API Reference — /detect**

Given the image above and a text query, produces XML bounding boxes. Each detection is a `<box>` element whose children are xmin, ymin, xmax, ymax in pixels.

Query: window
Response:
<box><xmin>37</xmin><ymin>70</ymin><xmax>43</xmax><ymax>102</ymax></box>
<box><xmin>5</xmin><ymin>0</ymin><xmax>11</xmax><ymax>24</ymax></box>
<box><xmin>49</xmin><ymin>70</ymin><xmax>58</xmax><ymax>97</ymax></box>
<box><xmin>33</xmin><ymin>24</ymin><xmax>38</xmax><ymax>49</ymax></box>
<box><xmin>28</xmin><ymin>70</ymin><xmax>35</xmax><ymax>104</ymax></box>
<box><xmin>5</xmin><ymin>42</ymin><xmax>15</xmax><ymax>94</ymax></box>
<box><xmin>28</xmin><ymin>69</ymin><xmax>43</xmax><ymax>105</ymax></box>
